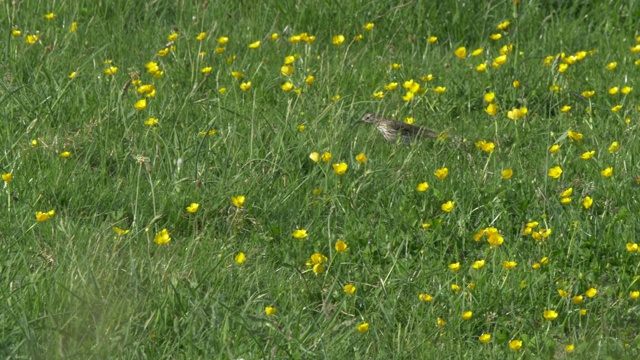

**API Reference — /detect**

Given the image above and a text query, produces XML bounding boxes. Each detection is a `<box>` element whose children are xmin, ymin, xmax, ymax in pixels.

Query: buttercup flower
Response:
<box><xmin>479</xmin><ymin>334</ymin><xmax>492</xmax><ymax>343</ymax></box>
<box><xmin>434</xmin><ymin>167</ymin><xmax>448</xmax><ymax>180</ymax></box>
<box><xmin>509</xmin><ymin>340</ymin><xmax>523</xmax><ymax>351</ymax></box>
<box><xmin>292</xmin><ymin>229</ymin><xmax>308</xmax><ymax>239</ymax></box>
<box><xmin>419</xmin><ymin>293</ymin><xmax>433</xmax><ymax>302</ymax></box>
<box><xmin>335</xmin><ymin>240</ymin><xmax>348</xmax><ymax>252</ymax></box>
<box><xmin>454</xmin><ymin>47</ymin><xmax>467</xmax><ymax>59</ymax></box>
<box><xmin>441</xmin><ymin>201</ymin><xmax>455</xmax><ymax>212</ymax></box>
<box><xmin>186</xmin><ymin>203</ymin><xmax>200</xmax><ymax>213</ymax></box>
<box><xmin>601</xmin><ymin>167</ymin><xmax>613</xmax><ymax>178</ymax></box>
<box><xmin>416</xmin><ymin>182</ymin><xmax>429</xmax><ymax>192</ymax></box>
<box><xmin>344</xmin><ymin>284</ymin><xmax>356</xmax><ymax>295</ymax></box>
<box><xmin>355</xmin><ymin>153</ymin><xmax>367</xmax><ymax>163</ymax></box>
<box><xmin>357</xmin><ymin>322</ymin><xmax>369</xmax><ymax>333</ymax></box>
<box><xmin>332</xmin><ymin>35</ymin><xmax>345</xmax><ymax>46</ymax></box>
<box><xmin>235</xmin><ymin>252</ymin><xmax>246</xmax><ymax>264</ymax></box>
<box><xmin>112</xmin><ymin>226</ymin><xmax>130</xmax><ymax>235</ymax></box>
<box><xmin>265</xmin><ymin>306</ymin><xmax>276</xmax><ymax>316</ymax></box>
<box><xmin>448</xmin><ymin>262</ymin><xmax>461</xmax><ymax>272</ymax></box>
<box><xmin>462</xmin><ymin>311</ymin><xmax>473</xmax><ymax>320</ymax></box>
<box><xmin>543</xmin><ymin>309</ymin><xmax>558</xmax><ymax>320</ymax></box>
<box><xmin>332</xmin><ymin>162</ymin><xmax>348</xmax><ymax>175</ymax></box>
<box><xmin>502</xmin><ymin>169</ymin><xmax>513</xmax><ymax>179</ymax></box>
<box><xmin>231</xmin><ymin>195</ymin><xmax>245</xmax><ymax>208</ymax></box>
<box><xmin>248</xmin><ymin>41</ymin><xmax>260</xmax><ymax>49</ymax></box>
<box><xmin>548</xmin><ymin>166</ymin><xmax>562</xmax><ymax>179</ymax></box>
<box><xmin>36</xmin><ymin>210</ymin><xmax>55</xmax><ymax>222</ymax></box>
<box><xmin>2</xmin><ymin>173</ymin><xmax>12</xmax><ymax>183</ymax></box>
<box><xmin>154</xmin><ymin>229</ymin><xmax>171</xmax><ymax>245</ymax></box>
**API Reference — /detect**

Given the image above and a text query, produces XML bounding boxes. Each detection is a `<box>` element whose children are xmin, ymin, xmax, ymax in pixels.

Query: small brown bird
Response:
<box><xmin>360</xmin><ymin>113</ymin><xmax>440</xmax><ymax>145</ymax></box>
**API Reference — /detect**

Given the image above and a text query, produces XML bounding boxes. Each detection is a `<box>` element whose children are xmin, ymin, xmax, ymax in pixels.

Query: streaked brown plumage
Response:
<box><xmin>360</xmin><ymin>113</ymin><xmax>439</xmax><ymax>145</ymax></box>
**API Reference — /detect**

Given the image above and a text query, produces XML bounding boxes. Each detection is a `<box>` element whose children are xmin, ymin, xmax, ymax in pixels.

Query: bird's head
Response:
<box><xmin>360</xmin><ymin>113</ymin><xmax>379</xmax><ymax>124</ymax></box>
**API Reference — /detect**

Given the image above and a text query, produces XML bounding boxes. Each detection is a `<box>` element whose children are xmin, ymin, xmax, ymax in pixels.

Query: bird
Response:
<box><xmin>360</xmin><ymin>113</ymin><xmax>441</xmax><ymax>145</ymax></box>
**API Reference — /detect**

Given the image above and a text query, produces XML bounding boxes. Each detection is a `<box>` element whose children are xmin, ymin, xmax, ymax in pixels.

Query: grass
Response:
<box><xmin>2</xmin><ymin>0</ymin><xmax>640</xmax><ymax>358</ymax></box>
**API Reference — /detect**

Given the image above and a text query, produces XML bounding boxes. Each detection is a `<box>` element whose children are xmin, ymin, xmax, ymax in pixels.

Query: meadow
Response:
<box><xmin>2</xmin><ymin>0</ymin><xmax>640</xmax><ymax>358</ymax></box>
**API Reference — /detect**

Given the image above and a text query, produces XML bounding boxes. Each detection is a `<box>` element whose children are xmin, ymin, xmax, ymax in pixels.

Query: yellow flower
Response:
<box><xmin>281</xmin><ymin>82</ymin><xmax>294</xmax><ymax>92</ymax></box>
<box><xmin>441</xmin><ymin>201</ymin><xmax>455</xmax><ymax>212</ymax></box>
<box><xmin>626</xmin><ymin>242</ymin><xmax>638</xmax><ymax>252</ymax></box>
<box><xmin>355</xmin><ymin>153</ymin><xmax>367</xmax><ymax>163</ymax></box>
<box><xmin>332</xmin><ymin>162</ymin><xmax>348</xmax><ymax>175</ymax></box>
<box><xmin>357</xmin><ymin>322</ymin><xmax>369</xmax><ymax>333</ymax></box>
<box><xmin>186</xmin><ymin>203</ymin><xmax>200</xmax><ymax>213</ymax></box>
<box><xmin>427</xmin><ymin>36</ymin><xmax>438</xmax><ymax>43</ymax></box>
<box><xmin>507</xmin><ymin>107</ymin><xmax>527</xmax><ymax>120</ymax></box>
<box><xmin>60</xmin><ymin>151</ymin><xmax>71</xmax><ymax>158</ymax></box>
<box><xmin>69</xmin><ymin>22</ymin><xmax>78</xmax><ymax>33</ymax></box>
<box><xmin>509</xmin><ymin>340</ymin><xmax>523</xmax><ymax>351</ymax></box>
<box><xmin>402</xmin><ymin>91</ymin><xmax>414</xmax><ymax>102</ymax></box>
<box><xmin>586</xmin><ymin>287</ymin><xmax>597</xmax><ymax>298</ymax></box>
<box><xmin>609</xmin><ymin>86</ymin><xmax>619</xmax><ymax>95</ymax></box>
<box><xmin>501</xmin><ymin>169</ymin><xmax>513</xmax><ymax>179</ymax></box>
<box><xmin>154</xmin><ymin>229</ymin><xmax>171</xmax><ymax>245</ymax></box>
<box><xmin>483</xmin><ymin>92</ymin><xmax>495</xmax><ymax>103</ymax></box>
<box><xmin>567</xmin><ymin>130</ymin><xmax>583</xmax><ymax>141</ymax></box>
<box><xmin>421</xmin><ymin>74</ymin><xmax>434</xmax><ymax>82</ymax></box>
<box><xmin>157</xmin><ymin>47</ymin><xmax>169</xmax><ymax>57</ymax></box>
<box><xmin>200</xmin><ymin>66</ymin><xmax>213</xmax><ymax>74</ymax></box>
<box><xmin>26</xmin><ymin>34</ymin><xmax>39</xmax><ymax>44</ymax></box>
<box><xmin>335</xmin><ymin>240</ymin><xmax>348</xmax><ymax>252</ymax></box>
<box><xmin>265</xmin><ymin>306</ymin><xmax>276</xmax><ymax>316</ymax></box>
<box><xmin>558</xmin><ymin>63</ymin><xmax>568</xmax><ymax>73</ymax></box>
<box><xmin>487</xmin><ymin>232</ymin><xmax>504</xmax><ymax>247</ymax></box>
<box><xmin>44</xmin><ymin>13</ymin><xmax>55</xmax><ymax>20</ymax></box>
<box><xmin>601</xmin><ymin>167</ymin><xmax>613</xmax><ymax>178</ymax></box>
<box><xmin>451</xmin><ymin>284</ymin><xmax>461</xmax><ymax>292</ymax></box>
<box><xmin>433</xmin><ymin>86</ymin><xmax>446</xmax><ymax>94</ymax></box>
<box><xmin>608</xmin><ymin>141</ymin><xmax>620</xmax><ymax>153</ymax></box>
<box><xmin>296</xmin><ymin>124</ymin><xmax>305</xmax><ymax>132</ymax></box>
<box><xmin>448</xmin><ymin>262</ymin><xmax>461</xmax><ymax>272</ymax></box>
<box><xmin>196</xmin><ymin>32</ymin><xmax>206</xmax><ymax>41</ymax></box>
<box><xmin>234</xmin><ymin>252</ymin><xmax>246</xmax><ymax>264</ymax></box>
<box><xmin>112</xmin><ymin>226</ymin><xmax>130</xmax><ymax>236</ymax></box>
<box><xmin>548</xmin><ymin>166</ymin><xmax>562</xmax><ymax>179</ymax></box>
<box><xmin>332</xmin><ymin>35</ymin><xmax>345</xmax><ymax>46</ymax></box>
<box><xmin>292</xmin><ymin>229</ymin><xmax>308</xmax><ymax>239</ymax></box>
<box><xmin>560</xmin><ymin>197</ymin><xmax>572</xmax><ymax>204</ymax></box>
<box><xmin>363</xmin><ymin>22</ymin><xmax>374</xmax><ymax>31</ymax></box>
<box><xmin>472</xmin><ymin>48</ymin><xmax>484</xmax><ymax>56</ymax></box>
<box><xmin>630</xmin><ymin>291</ymin><xmax>640</xmax><ymax>300</ymax></box>
<box><xmin>134</xmin><ymin>99</ymin><xmax>147</xmax><ymax>111</ymax></box>
<box><xmin>462</xmin><ymin>311</ymin><xmax>473</xmax><ymax>320</ymax></box>
<box><xmin>305</xmin><ymin>75</ymin><xmax>315</xmax><ymax>85</ymax></box>
<box><xmin>543</xmin><ymin>309</ymin><xmax>558</xmax><ymax>321</ymax></box>
<box><xmin>248</xmin><ymin>40</ymin><xmax>261</xmax><ymax>49</ymax></box>
<box><xmin>621</xmin><ymin>86</ymin><xmax>632</xmax><ymax>95</ymax></box>
<box><xmin>280</xmin><ymin>65</ymin><xmax>294</xmax><ymax>76</ymax></box>
<box><xmin>12</xmin><ymin>29</ymin><xmax>21</xmax><ymax>37</ymax></box>
<box><xmin>434</xmin><ymin>167</ymin><xmax>448</xmax><ymax>180</ymax></box>
<box><xmin>490</xmin><ymin>33</ymin><xmax>502</xmax><ymax>40</ymax></box>
<box><xmin>218</xmin><ymin>87</ymin><xmax>226</xmax><ymax>94</ymax></box>
<box><xmin>68</xmin><ymin>71</ymin><xmax>77</xmax><ymax>79</ymax></box>
<box><xmin>605</xmin><ymin>61</ymin><xmax>617</xmax><ymax>70</ymax></box>
<box><xmin>502</xmin><ymin>261</ymin><xmax>517</xmax><ymax>270</ymax></box>
<box><xmin>384</xmin><ymin>82</ymin><xmax>398</xmax><ymax>91</ymax></box>
<box><xmin>239</xmin><ymin>81</ymin><xmax>252</xmax><ymax>91</ymax></box>
<box><xmin>494</xmin><ymin>54</ymin><xmax>508</xmax><ymax>65</ymax></box>
<box><xmin>36</xmin><ymin>210</ymin><xmax>55</xmax><ymax>222</ymax></box>
<box><xmin>549</xmin><ymin>84</ymin><xmax>559</xmax><ymax>92</ymax></box>
<box><xmin>476</xmin><ymin>63</ymin><xmax>487</xmax><ymax>72</ymax></box>
<box><xmin>309</xmin><ymin>152</ymin><xmax>320</xmax><ymax>163</ymax></box>
<box><xmin>344</xmin><ymin>284</ymin><xmax>356</xmax><ymax>295</ymax></box>
<box><xmin>497</xmin><ymin>20</ymin><xmax>511</xmax><ymax>30</ymax></box>
<box><xmin>437</xmin><ymin>317</ymin><xmax>447</xmax><ymax>326</ymax></box>
<box><xmin>582</xmin><ymin>90</ymin><xmax>595</xmax><ymax>98</ymax></box>
<box><xmin>454</xmin><ymin>46</ymin><xmax>467</xmax><ymax>59</ymax></box>
<box><xmin>611</xmin><ymin>105</ymin><xmax>622</xmax><ymax>112</ymax></box>
<box><xmin>144</xmin><ymin>117</ymin><xmax>159</xmax><ymax>126</ymax></box>
<box><xmin>560</xmin><ymin>188</ymin><xmax>573</xmax><ymax>197</ymax></box>
<box><xmin>471</xmin><ymin>260</ymin><xmax>485</xmax><ymax>270</ymax></box>
<box><xmin>560</xmin><ymin>105</ymin><xmax>571</xmax><ymax>113</ymax></box>
<box><xmin>557</xmin><ymin>289</ymin><xmax>570</xmax><ymax>297</ymax></box>
<box><xmin>391</xmin><ymin>63</ymin><xmax>402</xmax><ymax>70</ymax></box>
<box><xmin>104</xmin><ymin>66</ymin><xmax>118</xmax><ymax>75</ymax></box>
<box><xmin>485</xmin><ymin>103</ymin><xmax>498</xmax><ymax>115</ymax></box>
<box><xmin>479</xmin><ymin>334</ymin><xmax>492</xmax><ymax>343</ymax></box>
<box><xmin>631</xmin><ymin>45</ymin><xmax>640</xmax><ymax>53</ymax></box>
<box><xmin>2</xmin><ymin>173</ymin><xmax>12</xmax><ymax>183</ymax></box>
<box><xmin>565</xmin><ymin>344</ymin><xmax>575</xmax><ymax>353</ymax></box>
<box><xmin>231</xmin><ymin>195</ymin><xmax>245</xmax><ymax>208</ymax></box>
<box><xmin>30</xmin><ymin>139</ymin><xmax>38</xmax><ymax>147</ymax></box>
<box><xmin>372</xmin><ymin>91</ymin><xmax>384</xmax><ymax>99</ymax></box>
<box><xmin>549</xmin><ymin>144</ymin><xmax>561</xmax><ymax>153</ymax></box>
<box><xmin>572</xmin><ymin>295</ymin><xmax>584</xmax><ymax>305</ymax></box>
<box><xmin>416</xmin><ymin>182</ymin><xmax>429</xmax><ymax>192</ymax></box>
<box><xmin>580</xmin><ymin>150</ymin><xmax>595</xmax><ymax>160</ymax></box>
<box><xmin>418</xmin><ymin>293</ymin><xmax>433</xmax><ymax>302</ymax></box>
